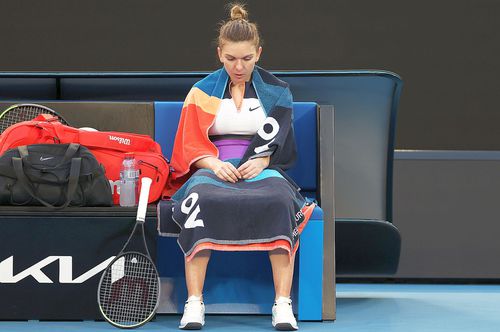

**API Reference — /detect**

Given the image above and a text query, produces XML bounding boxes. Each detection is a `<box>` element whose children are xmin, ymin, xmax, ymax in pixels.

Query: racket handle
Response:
<box><xmin>136</xmin><ymin>177</ymin><xmax>152</xmax><ymax>223</ymax></box>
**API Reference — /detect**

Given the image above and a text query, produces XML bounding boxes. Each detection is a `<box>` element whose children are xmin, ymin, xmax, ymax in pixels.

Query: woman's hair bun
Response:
<box><xmin>230</xmin><ymin>4</ymin><xmax>248</xmax><ymax>21</ymax></box>
<box><xmin>218</xmin><ymin>3</ymin><xmax>260</xmax><ymax>48</ymax></box>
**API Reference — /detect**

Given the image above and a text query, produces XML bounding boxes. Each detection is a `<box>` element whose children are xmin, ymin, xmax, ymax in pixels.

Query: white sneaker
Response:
<box><xmin>272</xmin><ymin>297</ymin><xmax>298</xmax><ymax>330</ymax></box>
<box><xmin>179</xmin><ymin>295</ymin><xmax>205</xmax><ymax>330</ymax></box>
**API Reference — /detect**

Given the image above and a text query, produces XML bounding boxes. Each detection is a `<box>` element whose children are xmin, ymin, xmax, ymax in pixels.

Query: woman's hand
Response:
<box><xmin>195</xmin><ymin>157</ymin><xmax>241</xmax><ymax>183</ymax></box>
<box><xmin>237</xmin><ymin>156</ymin><xmax>270</xmax><ymax>180</ymax></box>
<box><xmin>212</xmin><ymin>160</ymin><xmax>242</xmax><ymax>183</ymax></box>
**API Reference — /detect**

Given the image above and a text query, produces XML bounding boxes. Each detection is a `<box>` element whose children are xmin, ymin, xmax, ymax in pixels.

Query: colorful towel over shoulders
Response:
<box><xmin>159</xmin><ymin>66</ymin><xmax>316</xmax><ymax>261</ymax></box>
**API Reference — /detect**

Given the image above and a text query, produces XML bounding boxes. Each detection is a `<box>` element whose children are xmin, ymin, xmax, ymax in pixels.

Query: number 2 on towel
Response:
<box><xmin>181</xmin><ymin>192</ymin><xmax>204</xmax><ymax>229</ymax></box>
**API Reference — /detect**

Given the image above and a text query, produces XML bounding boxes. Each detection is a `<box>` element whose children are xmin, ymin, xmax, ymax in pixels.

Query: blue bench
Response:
<box><xmin>154</xmin><ymin>101</ymin><xmax>324</xmax><ymax>321</ymax></box>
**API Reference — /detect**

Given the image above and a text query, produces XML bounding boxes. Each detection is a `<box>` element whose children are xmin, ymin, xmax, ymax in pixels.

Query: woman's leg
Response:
<box><xmin>185</xmin><ymin>249</ymin><xmax>212</xmax><ymax>298</ymax></box>
<box><xmin>180</xmin><ymin>250</ymin><xmax>211</xmax><ymax>330</ymax></box>
<box><xmin>269</xmin><ymin>248</ymin><xmax>295</xmax><ymax>299</ymax></box>
<box><xmin>269</xmin><ymin>248</ymin><xmax>298</xmax><ymax>330</ymax></box>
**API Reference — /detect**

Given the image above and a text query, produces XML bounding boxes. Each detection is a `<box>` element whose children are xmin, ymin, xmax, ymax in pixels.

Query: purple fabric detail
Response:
<box><xmin>213</xmin><ymin>139</ymin><xmax>251</xmax><ymax>161</ymax></box>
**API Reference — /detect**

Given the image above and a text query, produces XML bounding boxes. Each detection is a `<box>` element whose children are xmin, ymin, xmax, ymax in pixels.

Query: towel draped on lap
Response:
<box><xmin>158</xmin><ymin>166</ymin><xmax>315</xmax><ymax>261</ymax></box>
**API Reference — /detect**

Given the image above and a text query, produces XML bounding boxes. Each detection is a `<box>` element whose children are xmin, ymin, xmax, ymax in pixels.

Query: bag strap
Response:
<box><xmin>78</xmin><ymin>131</ymin><xmax>160</xmax><ymax>153</ymax></box>
<box><xmin>33</xmin><ymin>114</ymin><xmax>60</xmax><ymax>122</ymax></box>
<box><xmin>44</xmin><ymin>121</ymin><xmax>161</xmax><ymax>153</ymax></box>
<box><xmin>12</xmin><ymin>156</ymin><xmax>82</xmax><ymax>210</ymax></box>
<box><xmin>17</xmin><ymin>143</ymin><xmax>80</xmax><ymax>169</ymax></box>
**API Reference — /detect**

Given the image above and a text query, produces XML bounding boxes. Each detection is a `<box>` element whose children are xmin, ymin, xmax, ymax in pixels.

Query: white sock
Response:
<box><xmin>187</xmin><ymin>295</ymin><xmax>202</xmax><ymax>302</ymax></box>
<box><xmin>275</xmin><ymin>296</ymin><xmax>291</xmax><ymax>304</ymax></box>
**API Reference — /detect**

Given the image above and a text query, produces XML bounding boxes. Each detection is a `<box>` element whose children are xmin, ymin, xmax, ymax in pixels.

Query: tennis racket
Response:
<box><xmin>0</xmin><ymin>103</ymin><xmax>69</xmax><ymax>134</ymax></box>
<box><xmin>97</xmin><ymin>177</ymin><xmax>160</xmax><ymax>329</ymax></box>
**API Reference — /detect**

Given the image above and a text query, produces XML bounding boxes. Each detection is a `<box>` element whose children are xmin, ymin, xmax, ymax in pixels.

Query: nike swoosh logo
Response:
<box><xmin>249</xmin><ymin>106</ymin><xmax>261</xmax><ymax>112</ymax></box>
<box><xmin>40</xmin><ymin>156</ymin><xmax>54</xmax><ymax>161</ymax></box>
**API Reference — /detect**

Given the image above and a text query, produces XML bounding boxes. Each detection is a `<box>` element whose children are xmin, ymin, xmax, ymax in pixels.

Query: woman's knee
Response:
<box><xmin>269</xmin><ymin>248</ymin><xmax>290</xmax><ymax>256</ymax></box>
<box><xmin>186</xmin><ymin>249</ymin><xmax>212</xmax><ymax>263</ymax></box>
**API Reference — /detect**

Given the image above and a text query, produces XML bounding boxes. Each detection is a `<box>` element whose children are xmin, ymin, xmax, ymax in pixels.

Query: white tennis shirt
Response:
<box><xmin>208</xmin><ymin>81</ymin><xmax>266</xmax><ymax>136</ymax></box>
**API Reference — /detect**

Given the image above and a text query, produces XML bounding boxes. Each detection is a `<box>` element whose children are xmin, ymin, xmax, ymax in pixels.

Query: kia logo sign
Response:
<box><xmin>0</xmin><ymin>256</ymin><xmax>115</xmax><ymax>284</ymax></box>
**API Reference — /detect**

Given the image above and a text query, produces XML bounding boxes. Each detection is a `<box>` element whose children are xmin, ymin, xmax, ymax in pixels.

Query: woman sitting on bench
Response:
<box><xmin>165</xmin><ymin>4</ymin><xmax>315</xmax><ymax>330</ymax></box>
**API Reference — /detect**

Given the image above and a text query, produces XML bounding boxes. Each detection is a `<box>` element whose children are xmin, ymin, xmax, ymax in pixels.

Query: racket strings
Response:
<box><xmin>99</xmin><ymin>253</ymin><xmax>159</xmax><ymax>327</ymax></box>
<box><xmin>0</xmin><ymin>105</ymin><xmax>67</xmax><ymax>134</ymax></box>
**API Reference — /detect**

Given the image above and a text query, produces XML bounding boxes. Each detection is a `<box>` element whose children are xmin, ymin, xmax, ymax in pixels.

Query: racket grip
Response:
<box><xmin>136</xmin><ymin>177</ymin><xmax>152</xmax><ymax>222</ymax></box>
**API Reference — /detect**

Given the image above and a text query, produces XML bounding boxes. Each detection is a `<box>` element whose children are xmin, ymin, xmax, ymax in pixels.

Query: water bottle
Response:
<box><xmin>119</xmin><ymin>153</ymin><xmax>139</xmax><ymax>207</ymax></box>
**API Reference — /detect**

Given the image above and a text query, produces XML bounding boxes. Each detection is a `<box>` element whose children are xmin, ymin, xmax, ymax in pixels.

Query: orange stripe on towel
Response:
<box><xmin>296</xmin><ymin>202</ymin><xmax>316</xmax><ymax>235</ymax></box>
<box><xmin>187</xmin><ymin>239</ymin><xmax>292</xmax><ymax>262</ymax></box>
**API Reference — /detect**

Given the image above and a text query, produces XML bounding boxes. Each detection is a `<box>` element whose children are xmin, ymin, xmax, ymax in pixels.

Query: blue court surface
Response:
<box><xmin>1</xmin><ymin>283</ymin><xmax>499</xmax><ymax>332</ymax></box>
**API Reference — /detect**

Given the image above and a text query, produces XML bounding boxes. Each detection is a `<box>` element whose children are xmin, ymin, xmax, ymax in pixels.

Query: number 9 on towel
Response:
<box><xmin>97</xmin><ymin>177</ymin><xmax>160</xmax><ymax>329</ymax></box>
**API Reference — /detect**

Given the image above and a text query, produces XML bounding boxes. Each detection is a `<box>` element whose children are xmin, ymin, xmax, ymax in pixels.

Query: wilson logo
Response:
<box><xmin>0</xmin><ymin>256</ymin><xmax>114</xmax><ymax>284</ymax></box>
<box><xmin>109</xmin><ymin>135</ymin><xmax>131</xmax><ymax>145</ymax></box>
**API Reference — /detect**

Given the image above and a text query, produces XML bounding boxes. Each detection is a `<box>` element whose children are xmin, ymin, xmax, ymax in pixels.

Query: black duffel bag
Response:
<box><xmin>0</xmin><ymin>143</ymin><xmax>113</xmax><ymax>209</ymax></box>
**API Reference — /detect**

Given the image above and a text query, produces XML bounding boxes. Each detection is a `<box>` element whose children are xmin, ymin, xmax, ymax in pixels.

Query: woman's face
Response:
<box><xmin>218</xmin><ymin>41</ymin><xmax>262</xmax><ymax>84</ymax></box>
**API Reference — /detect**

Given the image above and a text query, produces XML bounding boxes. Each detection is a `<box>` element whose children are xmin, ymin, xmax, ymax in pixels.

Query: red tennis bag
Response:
<box><xmin>0</xmin><ymin>115</ymin><xmax>169</xmax><ymax>204</ymax></box>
